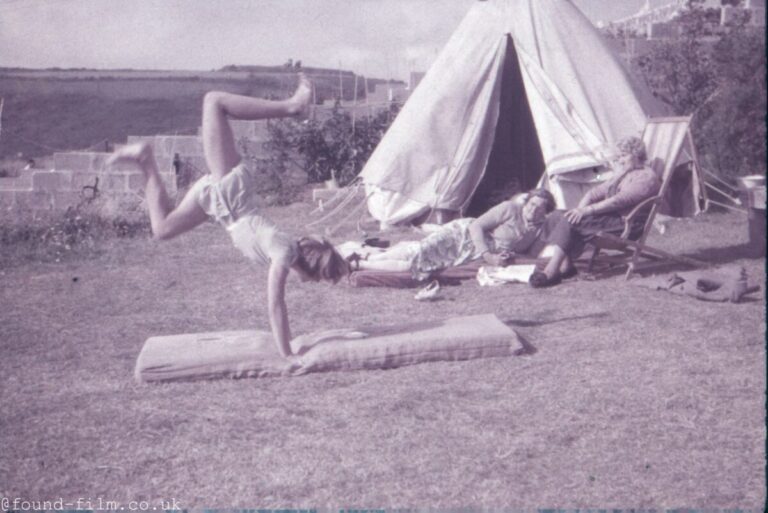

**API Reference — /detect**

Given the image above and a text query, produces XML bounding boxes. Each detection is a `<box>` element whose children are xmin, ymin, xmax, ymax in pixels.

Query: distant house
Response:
<box><xmin>605</xmin><ymin>0</ymin><xmax>765</xmax><ymax>64</ymax></box>
<box><xmin>608</xmin><ymin>0</ymin><xmax>764</xmax><ymax>41</ymax></box>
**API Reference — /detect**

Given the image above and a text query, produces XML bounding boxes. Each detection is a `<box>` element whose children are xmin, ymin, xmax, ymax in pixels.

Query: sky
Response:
<box><xmin>0</xmin><ymin>0</ymin><xmax>673</xmax><ymax>80</ymax></box>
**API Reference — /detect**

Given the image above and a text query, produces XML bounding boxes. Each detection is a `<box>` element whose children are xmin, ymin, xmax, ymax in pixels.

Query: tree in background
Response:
<box><xmin>636</xmin><ymin>0</ymin><xmax>766</xmax><ymax>178</ymax></box>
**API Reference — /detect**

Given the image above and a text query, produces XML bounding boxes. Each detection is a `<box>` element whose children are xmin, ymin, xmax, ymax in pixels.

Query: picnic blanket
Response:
<box><xmin>135</xmin><ymin>313</ymin><xmax>520</xmax><ymax>382</ymax></box>
<box><xmin>632</xmin><ymin>265</ymin><xmax>760</xmax><ymax>303</ymax></box>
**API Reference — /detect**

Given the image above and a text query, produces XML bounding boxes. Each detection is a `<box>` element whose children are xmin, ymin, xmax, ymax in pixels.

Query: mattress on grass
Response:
<box><xmin>135</xmin><ymin>313</ymin><xmax>519</xmax><ymax>382</ymax></box>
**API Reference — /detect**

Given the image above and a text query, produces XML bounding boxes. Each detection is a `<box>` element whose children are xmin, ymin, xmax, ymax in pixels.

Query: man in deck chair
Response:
<box><xmin>529</xmin><ymin>136</ymin><xmax>661</xmax><ymax>288</ymax></box>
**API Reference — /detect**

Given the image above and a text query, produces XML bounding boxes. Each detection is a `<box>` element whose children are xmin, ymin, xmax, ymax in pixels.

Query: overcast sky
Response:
<box><xmin>0</xmin><ymin>0</ymin><xmax>671</xmax><ymax>79</ymax></box>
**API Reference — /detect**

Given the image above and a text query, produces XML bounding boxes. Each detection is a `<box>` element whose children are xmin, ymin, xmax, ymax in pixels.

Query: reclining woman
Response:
<box><xmin>529</xmin><ymin>136</ymin><xmax>661</xmax><ymax>288</ymax></box>
<box><xmin>108</xmin><ymin>74</ymin><xmax>348</xmax><ymax>358</ymax></box>
<box><xmin>352</xmin><ymin>189</ymin><xmax>556</xmax><ymax>281</ymax></box>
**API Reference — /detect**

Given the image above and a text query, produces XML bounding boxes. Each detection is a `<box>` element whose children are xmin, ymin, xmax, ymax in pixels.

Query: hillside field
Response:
<box><xmin>0</xmin><ymin>67</ymin><xmax>385</xmax><ymax>160</ymax></box>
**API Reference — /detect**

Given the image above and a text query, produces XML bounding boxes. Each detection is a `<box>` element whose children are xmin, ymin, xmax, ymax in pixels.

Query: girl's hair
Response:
<box><xmin>295</xmin><ymin>237</ymin><xmax>349</xmax><ymax>283</ymax></box>
<box><xmin>525</xmin><ymin>188</ymin><xmax>556</xmax><ymax>213</ymax></box>
<box><xmin>616</xmin><ymin>136</ymin><xmax>647</xmax><ymax>163</ymax></box>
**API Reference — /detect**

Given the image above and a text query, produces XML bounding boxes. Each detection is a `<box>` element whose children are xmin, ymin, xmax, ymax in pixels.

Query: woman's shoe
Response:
<box><xmin>414</xmin><ymin>280</ymin><xmax>441</xmax><ymax>301</ymax></box>
<box><xmin>529</xmin><ymin>271</ymin><xmax>562</xmax><ymax>288</ymax></box>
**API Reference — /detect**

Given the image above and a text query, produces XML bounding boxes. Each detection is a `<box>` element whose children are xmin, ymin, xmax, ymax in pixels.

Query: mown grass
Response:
<box><xmin>0</xmin><ymin>199</ymin><xmax>764</xmax><ymax>509</ymax></box>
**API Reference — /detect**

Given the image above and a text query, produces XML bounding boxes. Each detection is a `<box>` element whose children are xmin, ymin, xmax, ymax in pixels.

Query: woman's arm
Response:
<box><xmin>469</xmin><ymin>202</ymin><xmax>512</xmax><ymax>256</ymax></box>
<box><xmin>565</xmin><ymin>168</ymin><xmax>660</xmax><ymax>223</ymax></box>
<box><xmin>577</xmin><ymin>180</ymin><xmax>610</xmax><ymax>208</ymax></box>
<box><xmin>267</xmin><ymin>260</ymin><xmax>292</xmax><ymax>357</ymax></box>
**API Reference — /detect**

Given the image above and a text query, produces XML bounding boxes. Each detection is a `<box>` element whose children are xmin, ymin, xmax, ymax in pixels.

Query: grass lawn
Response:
<box><xmin>0</xmin><ymin>198</ymin><xmax>765</xmax><ymax>509</ymax></box>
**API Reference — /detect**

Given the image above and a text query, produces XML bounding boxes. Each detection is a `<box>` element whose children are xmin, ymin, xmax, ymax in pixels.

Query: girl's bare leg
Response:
<box><xmin>107</xmin><ymin>143</ymin><xmax>207</xmax><ymax>240</ymax></box>
<box><xmin>202</xmin><ymin>73</ymin><xmax>312</xmax><ymax>179</ymax></box>
<box><xmin>366</xmin><ymin>243</ymin><xmax>415</xmax><ymax>262</ymax></box>
<box><xmin>358</xmin><ymin>259</ymin><xmax>411</xmax><ymax>273</ymax></box>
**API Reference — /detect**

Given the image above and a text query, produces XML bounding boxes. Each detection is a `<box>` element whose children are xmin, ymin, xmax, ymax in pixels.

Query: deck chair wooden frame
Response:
<box><xmin>587</xmin><ymin>116</ymin><xmax>709</xmax><ymax>280</ymax></box>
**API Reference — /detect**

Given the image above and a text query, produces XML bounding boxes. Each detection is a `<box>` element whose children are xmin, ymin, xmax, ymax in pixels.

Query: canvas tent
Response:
<box><xmin>360</xmin><ymin>0</ymin><xmax>703</xmax><ymax>227</ymax></box>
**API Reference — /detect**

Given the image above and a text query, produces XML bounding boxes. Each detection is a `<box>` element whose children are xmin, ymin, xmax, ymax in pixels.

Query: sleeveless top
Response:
<box><xmin>188</xmin><ymin>162</ymin><xmax>298</xmax><ymax>266</ymax></box>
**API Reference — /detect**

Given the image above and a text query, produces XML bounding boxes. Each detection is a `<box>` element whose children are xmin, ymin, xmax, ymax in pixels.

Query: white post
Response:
<box><xmin>352</xmin><ymin>74</ymin><xmax>358</xmax><ymax>134</ymax></box>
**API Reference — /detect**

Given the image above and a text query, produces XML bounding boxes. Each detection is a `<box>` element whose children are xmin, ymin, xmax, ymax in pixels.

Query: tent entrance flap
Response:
<box><xmin>467</xmin><ymin>35</ymin><xmax>545</xmax><ymax>217</ymax></box>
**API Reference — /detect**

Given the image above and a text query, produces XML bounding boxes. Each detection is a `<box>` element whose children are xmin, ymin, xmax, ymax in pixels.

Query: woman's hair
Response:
<box><xmin>525</xmin><ymin>188</ymin><xmax>557</xmax><ymax>213</ymax></box>
<box><xmin>616</xmin><ymin>136</ymin><xmax>647</xmax><ymax>163</ymax></box>
<box><xmin>295</xmin><ymin>237</ymin><xmax>349</xmax><ymax>283</ymax></box>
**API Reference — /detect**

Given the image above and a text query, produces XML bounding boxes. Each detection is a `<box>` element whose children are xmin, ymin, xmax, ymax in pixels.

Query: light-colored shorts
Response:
<box><xmin>189</xmin><ymin>162</ymin><xmax>297</xmax><ymax>266</ymax></box>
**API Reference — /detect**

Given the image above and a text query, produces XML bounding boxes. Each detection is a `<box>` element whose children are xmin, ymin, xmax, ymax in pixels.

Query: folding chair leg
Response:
<box><xmin>624</xmin><ymin>249</ymin><xmax>641</xmax><ymax>280</ymax></box>
<box><xmin>588</xmin><ymin>246</ymin><xmax>601</xmax><ymax>272</ymax></box>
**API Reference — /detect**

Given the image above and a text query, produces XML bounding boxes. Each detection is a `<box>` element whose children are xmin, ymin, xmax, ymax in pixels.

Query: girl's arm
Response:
<box><xmin>267</xmin><ymin>260</ymin><xmax>292</xmax><ymax>357</ymax></box>
<box><xmin>469</xmin><ymin>201</ymin><xmax>517</xmax><ymax>265</ymax></box>
<box><xmin>469</xmin><ymin>202</ymin><xmax>512</xmax><ymax>255</ymax></box>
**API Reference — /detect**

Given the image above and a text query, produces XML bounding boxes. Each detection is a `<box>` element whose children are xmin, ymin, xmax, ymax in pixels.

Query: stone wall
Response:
<box><xmin>0</xmin><ymin>120</ymin><xmax>273</xmax><ymax>221</ymax></box>
<box><xmin>0</xmin><ymin>98</ymin><xmax>397</xmax><ymax>221</ymax></box>
<box><xmin>0</xmin><ymin>147</ymin><xmax>176</xmax><ymax>221</ymax></box>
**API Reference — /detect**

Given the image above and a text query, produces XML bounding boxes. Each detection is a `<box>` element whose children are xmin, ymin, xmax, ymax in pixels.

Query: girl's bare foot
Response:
<box><xmin>288</xmin><ymin>73</ymin><xmax>313</xmax><ymax>118</ymax></box>
<box><xmin>106</xmin><ymin>142</ymin><xmax>155</xmax><ymax>177</ymax></box>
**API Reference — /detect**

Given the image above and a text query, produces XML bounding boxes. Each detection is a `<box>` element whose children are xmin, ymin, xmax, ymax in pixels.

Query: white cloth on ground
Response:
<box><xmin>477</xmin><ymin>265</ymin><xmax>537</xmax><ymax>286</ymax></box>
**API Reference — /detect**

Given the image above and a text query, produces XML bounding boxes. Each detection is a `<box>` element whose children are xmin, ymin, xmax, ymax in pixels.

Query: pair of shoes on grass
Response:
<box><xmin>529</xmin><ymin>266</ymin><xmax>578</xmax><ymax>288</ymax></box>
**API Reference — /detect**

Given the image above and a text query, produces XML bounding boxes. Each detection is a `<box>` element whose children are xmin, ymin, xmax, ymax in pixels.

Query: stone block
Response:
<box><xmin>72</xmin><ymin>172</ymin><xmax>100</xmax><ymax>191</ymax></box>
<box><xmin>155</xmin><ymin>156</ymin><xmax>172</xmax><ymax>173</ymax></box>
<box><xmin>32</xmin><ymin>171</ymin><xmax>64</xmax><ymax>192</ymax></box>
<box><xmin>15</xmin><ymin>190</ymin><xmax>54</xmax><ymax>211</ymax></box>
<box><xmin>156</xmin><ymin>135</ymin><xmax>203</xmax><ymax>157</ymax></box>
<box><xmin>53</xmin><ymin>152</ymin><xmax>110</xmax><ymax>173</ymax></box>
<box><xmin>56</xmin><ymin>170</ymin><xmax>73</xmax><ymax>190</ymax></box>
<box><xmin>102</xmin><ymin>173</ymin><xmax>127</xmax><ymax>191</ymax></box>
<box><xmin>106</xmin><ymin>158</ymin><xmax>139</xmax><ymax>173</ymax></box>
<box><xmin>54</xmin><ymin>152</ymin><xmax>92</xmax><ymax>172</ymax></box>
<box><xmin>126</xmin><ymin>135</ymin><xmax>158</xmax><ymax>148</ymax></box>
<box><xmin>0</xmin><ymin>190</ymin><xmax>15</xmax><ymax>210</ymax></box>
<box><xmin>127</xmin><ymin>172</ymin><xmax>146</xmax><ymax>191</ymax></box>
<box><xmin>0</xmin><ymin>176</ymin><xmax>31</xmax><ymax>191</ymax></box>
<box><xmin>185</xmin><ymin>155</ymin><xmax>209</xmax><ymax>175</ymax></box>
<box><xmin>87</xmin><ymin>153</ymin><xmax>110</xmax><ymax>172</ymax></box>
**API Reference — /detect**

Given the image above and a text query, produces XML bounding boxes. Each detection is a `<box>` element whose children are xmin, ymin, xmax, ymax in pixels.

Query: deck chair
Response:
<box><xmin>587</xmin><ymin>116</ymin><xmax>708</xmax><ymax>280</ymax></box>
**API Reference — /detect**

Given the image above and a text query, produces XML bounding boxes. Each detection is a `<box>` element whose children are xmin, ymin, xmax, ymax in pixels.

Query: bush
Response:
<box><xmin>264</xmin><ymin>101</ymin><xmax>400</xmax><ymax>187</ymax></box>
<box><xmin>0</xmin><ymin>202</ymin><xmax>149</xmax><ymax>267</ymax></box>
<box><xmin>636</xmin><ymin>0</ymin><xmax>766</xmax><ymax>178</ymax></box>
